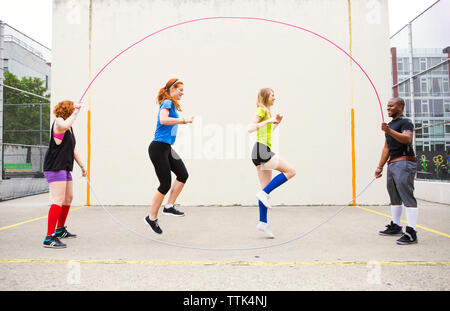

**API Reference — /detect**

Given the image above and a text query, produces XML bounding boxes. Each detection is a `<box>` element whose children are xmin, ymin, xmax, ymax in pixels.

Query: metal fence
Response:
<box><xmin>0</xmin><ymin>143</ymin><xmax>49</xmax><ymax>201</ymax></box>
<box><xmin>0</xmin><ymin>20</ymin><xmax>51</xmax><ymax>199</ymax></box>
<box><xmin>2</xmin><ymin>143</ymin><xmax>48</xmax><ymax>179</ymax></box>
<box><xmin>3</xmin><ymin>102</ymin><xmax>50</xmax><ymax>146</ymax></box>
<box><xmin>390</xmin><ymin>0</ymin><xmax>450</xmax><ymax>182</ymax></box>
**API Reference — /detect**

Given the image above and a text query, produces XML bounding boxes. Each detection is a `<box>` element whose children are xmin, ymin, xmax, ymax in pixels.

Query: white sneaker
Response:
<box><xmin>256</xmin><ymin>222</ymin><xmax>275</xmax><ymax>238</ymax></box>
<box><xmin>256</xmin><ymin>190</ymin><xmax>272</xmax><ymax>209</ymax></box>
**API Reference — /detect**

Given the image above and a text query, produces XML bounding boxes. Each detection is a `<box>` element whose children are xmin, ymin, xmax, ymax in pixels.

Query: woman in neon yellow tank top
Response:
<box><xmin>248</xmin><ymin>88</ymin><xmax>296</xmax><ymax>238</ymax></box>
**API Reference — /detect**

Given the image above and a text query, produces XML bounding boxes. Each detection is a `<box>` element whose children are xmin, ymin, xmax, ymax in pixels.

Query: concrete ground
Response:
<box><xmin>0</xmin><ymin>193</ymin><xmax>449</xmax><ymax>291</ymax></box>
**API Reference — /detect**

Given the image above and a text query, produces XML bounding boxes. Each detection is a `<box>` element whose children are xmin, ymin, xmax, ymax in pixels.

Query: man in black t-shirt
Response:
<box><xmin>375</xmin><ymin>97</ymin><xmax>418</xmax><ymax>245</ymax></box>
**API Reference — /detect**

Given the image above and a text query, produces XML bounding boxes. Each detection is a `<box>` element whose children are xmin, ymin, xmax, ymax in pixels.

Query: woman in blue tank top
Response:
<box><xmin>145</xmin><ymin>78</ymin><xmax>194</xmax><ymax>234</ymax></box>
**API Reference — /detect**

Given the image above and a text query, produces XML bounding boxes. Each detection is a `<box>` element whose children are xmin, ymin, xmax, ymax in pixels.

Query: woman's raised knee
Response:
<box><xmin>285</xmin><ymin>168</ymin><xmax>296</xmax><ymax>179</ymax></box>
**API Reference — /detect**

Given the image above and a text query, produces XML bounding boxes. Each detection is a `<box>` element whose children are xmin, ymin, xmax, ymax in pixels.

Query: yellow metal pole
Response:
<box><xmin>348</xmin><ymin>0</ymin><xmax>356</xmax><ymax>205</ymax></box>
<box><xmin>86</xmin><ymin>0</ymin><xmax>92</xmax><ymax>206</ymax></box>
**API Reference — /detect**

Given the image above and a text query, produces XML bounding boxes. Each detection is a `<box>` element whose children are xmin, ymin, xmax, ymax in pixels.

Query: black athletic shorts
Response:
<box><xmin>251</xmin><ymin>142</ymin><xmax>275</xmax><ymax>166</ymax></box>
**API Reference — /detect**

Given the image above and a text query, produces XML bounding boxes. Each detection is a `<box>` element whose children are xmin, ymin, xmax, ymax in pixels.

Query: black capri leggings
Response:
<box><xmin>148</xmin><ymin>140</ymin><xmax>189</xmax><ymax>195</ymax></box>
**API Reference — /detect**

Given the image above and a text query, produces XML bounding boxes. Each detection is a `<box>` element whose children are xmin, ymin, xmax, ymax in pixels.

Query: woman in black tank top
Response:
<box><xmin>42</xmin><ymin>100</ymin><xmax>86</xmax><ymax>249</ymax></box>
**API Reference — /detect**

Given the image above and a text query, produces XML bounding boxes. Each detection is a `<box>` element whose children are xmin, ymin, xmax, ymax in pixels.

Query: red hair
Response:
<box><xmin>157</xmin><ymin>78</ymin><xmax>183</xmax><ymax>111</ymax></box>
<box><xmin>53</xmin><ymin>100</ymin><xmax>74</xmax><ymax>120</ymax></box>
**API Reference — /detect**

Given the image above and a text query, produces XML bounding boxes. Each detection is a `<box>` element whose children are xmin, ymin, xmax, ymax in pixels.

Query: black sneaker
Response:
<box><xmin>379</xmin><ymin>221</ymin><xmax>403</xmax><ymax>236</ymax></box>
<box><xmin>54</xmin><ymin>226</ymin><xmax>77</xmax><ymax>239</ymax></box>
<box><xmin>43</xmin><ymin>235</ymin><xmax>67</xmax><ymax>249</ymax></box>
<box><xmin>162</xmin><ymin>204</ymin><xmax>185</xmax><ymax>217</ymax></box>
<box><xmin>396</xmin><ymin>226</ymin><xmax>418</xmax><ymax>245</ymax></box>
<box><xmin>144</xmin><ymin>216</ymin><xmax>163</xmax><ymax>234</ymax></box>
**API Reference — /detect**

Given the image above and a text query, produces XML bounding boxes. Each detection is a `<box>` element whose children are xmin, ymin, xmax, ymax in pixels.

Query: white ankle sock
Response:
<box><xmin>391</xmin><ymin>205</ymin><xmax>403</xmax><ymax>226</ymax></box>
<box><xmin>405</xmin><ymin>207</ymin><xmax>418</xmax><ymax>230</ymax></box>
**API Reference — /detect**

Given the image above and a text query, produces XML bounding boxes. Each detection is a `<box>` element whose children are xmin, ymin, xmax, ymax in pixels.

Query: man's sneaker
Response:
<box><xmin>396</xmin><ymin>226</ymin><xmax>418</xmax><ymax>245</ymax></box>
<box><xmin>54</xmin><ymin>226</ymin><xmax>77</xmax><ymax>239</ymax></box>
<box><xmin>256</xmin><ymin>222</ymin><xmax>275</xmax><ymax>238</ymax></box>
<box><xmin>162</xmin><ymin>204</ymin><xmax>185</xmax><ymax>217</ymax></box>
<box><xmin>256</xmin><ymin>190</ymin><xmax>272</xmax><ymax>209</ymax></box>
<box><xmin>43</xmin><ymin>235</ymin><xmax>67</xmax><ymax>249</ymax></box>
<box><xmin>379</xmin><ymin>221</ymin><xmax>403</xmax><ymax>236</ymax></box>
<box><xmin>144</xmin><ymin>216</ymin><xmax>163</xmax><ymax>234</ymax></box>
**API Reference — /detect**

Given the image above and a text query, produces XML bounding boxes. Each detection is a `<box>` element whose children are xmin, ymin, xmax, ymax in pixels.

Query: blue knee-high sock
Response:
<box><xmin>263</xmin><ymin>173</ymin><xmax>288</xmax><ymax>194</ymax></box>
<box><xmin>259</xmin><ymin>200</ymin><xmax>267</xmax><ymax>223</ymax></box>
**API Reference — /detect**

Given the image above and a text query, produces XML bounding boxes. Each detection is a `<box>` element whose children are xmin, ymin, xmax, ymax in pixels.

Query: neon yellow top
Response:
<box><xmin>256</xmin><ymin>107</ymin><xmax>272</xmax><ymax>149</ymax></box>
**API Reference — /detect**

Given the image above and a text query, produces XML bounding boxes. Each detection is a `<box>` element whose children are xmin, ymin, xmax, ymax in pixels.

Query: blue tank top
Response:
<box><xmin>154</xmin><ymin>99</ymin><xmax>179</xmax><ymax>145</ymax></box>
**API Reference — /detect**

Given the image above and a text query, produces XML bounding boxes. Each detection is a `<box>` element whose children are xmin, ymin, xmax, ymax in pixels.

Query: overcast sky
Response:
<box><xmin>0</xmin><ymin>0</ymin><xmax>441</xmax><ymax>49</ymax></box>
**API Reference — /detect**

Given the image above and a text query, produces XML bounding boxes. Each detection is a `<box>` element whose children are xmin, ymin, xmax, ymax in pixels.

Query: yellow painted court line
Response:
<box><xmin>0</xmin><ymin>206</ymin><xmax>87</xmax><ymax>231</ymax></box>
<box><xmin>355</xmin><ymin>206</ymin><xmax>450</xmax><ymax>239</ymax></box>
<box><xmin>0</xmin><ymin>258</ymin><xmax>449</xmax><ymax>266</ymax></box>
<box><xmin>2</xmin><ymin>205</ymin><xmax>449</xmax><ymax>240</ymax></box>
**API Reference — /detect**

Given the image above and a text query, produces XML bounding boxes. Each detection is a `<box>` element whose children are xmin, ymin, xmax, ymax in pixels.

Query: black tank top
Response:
<box><xmin>43</xmin><ymin>121</ymin><xmax>76</xmax><ymax>171</ymax></box>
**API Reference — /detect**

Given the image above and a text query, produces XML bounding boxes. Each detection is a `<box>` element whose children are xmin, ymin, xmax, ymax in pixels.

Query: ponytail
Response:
<box><xmin>157</xmin><ymin>78</ymin><xmax>183</xmax><ymax>111</ymax></box>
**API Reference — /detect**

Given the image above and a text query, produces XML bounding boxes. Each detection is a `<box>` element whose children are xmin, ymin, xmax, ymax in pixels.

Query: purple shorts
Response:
<box><xmin>44</xmin><ymin>170</ymin><xmax>73</xmax><ymax>183</ymax></box>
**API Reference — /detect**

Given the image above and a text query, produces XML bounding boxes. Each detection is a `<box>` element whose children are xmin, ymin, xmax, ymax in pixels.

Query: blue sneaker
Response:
<box><xmin>43</xmin><ymin>235</ymin><xmax>66</xmax><ymax>249</ymax></box>
<box><xmin>54</xmin><ymin>226</ymin><xmax>77</xmax><ymax>239</ymax></box>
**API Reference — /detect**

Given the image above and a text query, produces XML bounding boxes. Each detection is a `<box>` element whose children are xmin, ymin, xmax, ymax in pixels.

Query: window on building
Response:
<box><xmin>404</xmin><ymin>81</ymin><xmax>410</xmax><ymax>94</ymax></box>
<box><xmin>433</xmin><ymin>99</ymin><xmax>443</xmax><ymax>117</ymax></box>
<box><xmin>432</xmin><ymin>141</ymin><xmax>445</xmax><ymax>152</ymax></box>
<box><xmin>2</xmin><ymin>58</ymin><xmax>8</xmax><ymax>72</ymax></box>
<box><xmin>445</xmin><ymin>101</ymin><xmax>450</xmax><ymax>116</ymax></box>
<box><xmin>422</xmin><ymin>120</ymin><xmax>429</xmax><ymax>137</ymax></box>
<box><xmin>429</xmin><ymin>122</ymin><xmax>444</xmax><ymax>139</ymax></box>
<box><xmin>431</xmin><ymin>78</ymin><xmax>442</xmax><ymax>95</ymax></box>
<box><xmin>413</xmin><ymin>58</ymin><xmax>420</xmax><ymax>73</ymax></box>
<box><xmin>421</xmin><ymin>100</ymin><xmax>429</xmax><ymax>116</ymax></box>
<box><xmin>415</xmin><ymin>121</ymin><xmax>423</xmax><ymax>138</ymax></box>
<box><xmin>442</xmin><ymin>60</ymin><xmax>449</xmax><ymax>73</ymax></box>
<box><xmin>421</xmin><ymin>77</ymin><xmax>428</xmax><ymax>95</ymax></box>
<box><xmin>416</xmin><ymin>141</ymin><xmax>423</xmax><ymax>152</ymax></box>
<box><xmin>414</xmin><ymin>99</ymin><xmax>421</xmax><ymax>115</ymax></box>
<box><xmin>420</xmin><ymin>58</ymin><xmax>427</xmax><ymax>71</ymax></box>
<box><xmin>414</xmin><ymin>78</ymin><xmax>421</xmax><ymax>96</ymax></box>
<box><xmin>397</xmin><ymin>58</ymin><xmax>403</xmax><ymax>73</ymax></box>
<box><xmin>443</xmin><ymin>78</ymin><xmax>449</xmax><ymax>93</ymax></box>
<box><xmin>403</xmin><ymin>58</ymin><xmax>410</xmax><ymax>74</ymax></box>
<box><xmin>429</xmin><ymin>58</ymin><xmax>442</xmax><ymax>74</ymax></box>
<box><xmin>404</xmin><ymin>99</ymin><xmax>411</xmax><ymax>116</ymax></box>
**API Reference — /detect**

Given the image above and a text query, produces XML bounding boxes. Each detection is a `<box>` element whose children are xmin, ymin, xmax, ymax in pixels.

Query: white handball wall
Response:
<box><xmin>52</xmin><ymin>0</ymin><xmax>392</xmax><ymax>206</ymax></box>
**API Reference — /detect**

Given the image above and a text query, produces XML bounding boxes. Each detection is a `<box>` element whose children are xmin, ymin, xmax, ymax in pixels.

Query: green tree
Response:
<box><xmin>3</xmin><ymin>70</ymin><xmax>50</xmax><ymax>145</ymax></box>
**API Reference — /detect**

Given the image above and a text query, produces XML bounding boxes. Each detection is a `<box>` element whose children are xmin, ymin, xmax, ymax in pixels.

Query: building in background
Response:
<box><xmin>393</xmin><ymin>47</ymin><xmax>450</xmax><ymax>152</ymax></box>
<box><xmin>390</xmin><ymin>0</ymin><xmax>449</xmax><ymax>187</ymax></box>
<box><xmin>2</xmin><ymin>23</ymin><xmax>51</xmax><ymax>90</ymax></box>
<box><xmin>0</xmin><ymin>21</ymin><xmax>51</xmax><ymax>200</ymax></box>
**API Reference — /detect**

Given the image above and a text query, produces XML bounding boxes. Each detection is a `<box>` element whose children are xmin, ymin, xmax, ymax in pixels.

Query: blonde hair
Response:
<box><xmin>256</xmin><ymin>88</ymin><xmax>273</xmax><ymax>118</ymax></box>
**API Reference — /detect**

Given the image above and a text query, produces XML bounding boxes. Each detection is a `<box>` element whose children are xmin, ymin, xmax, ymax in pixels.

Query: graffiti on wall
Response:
<box><xmin>416</xmin><ymin>152</ymin><xmax>449</xmax><ymax>181</ymax></box>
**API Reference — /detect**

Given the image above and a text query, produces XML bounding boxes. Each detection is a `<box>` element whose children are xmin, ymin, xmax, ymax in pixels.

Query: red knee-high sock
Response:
<box><xmin>47</xmin><ymin>204</ymin><xmax>61</xmax><ymax>236</ymax></box>
<box><xmin>57</xmin><ymin>205</ymin><xmax>71</xmax><ymax>229</ymax></box>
